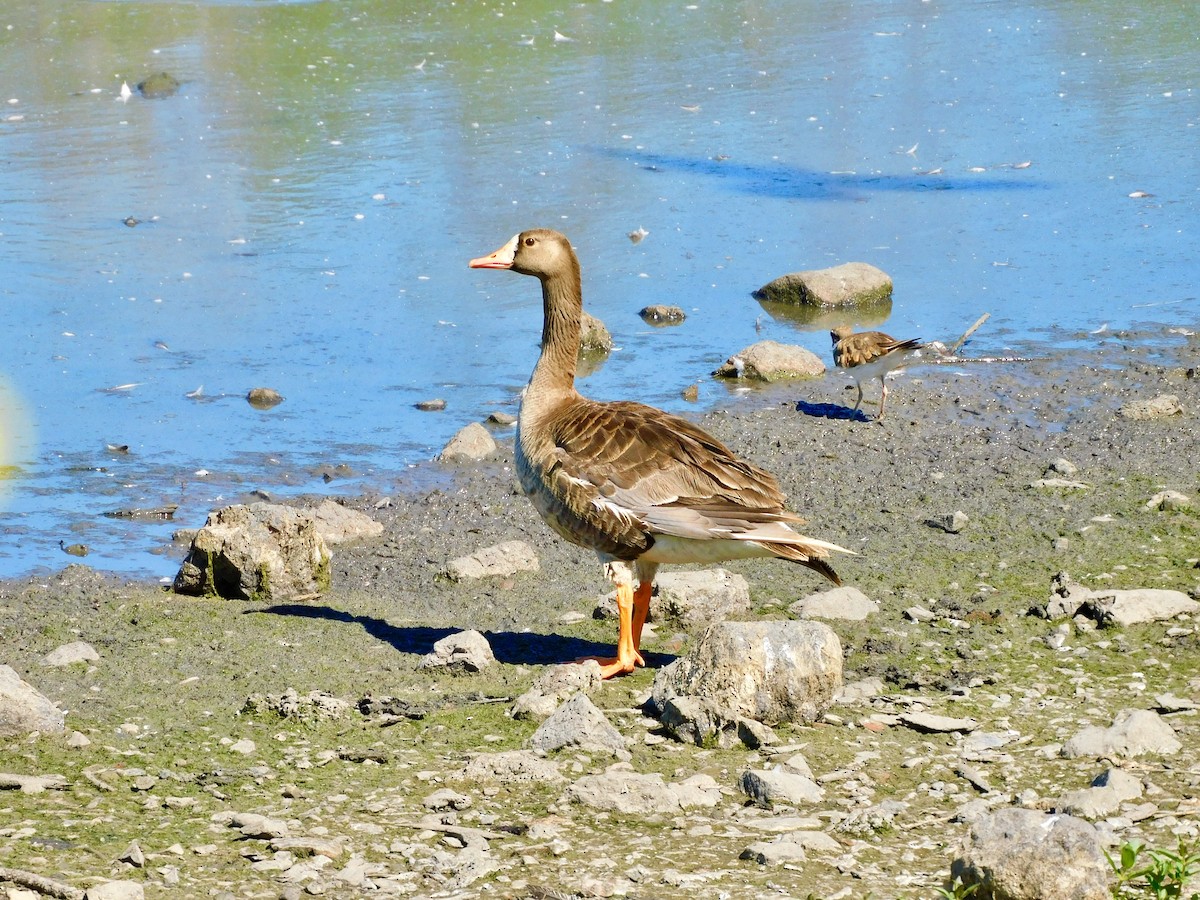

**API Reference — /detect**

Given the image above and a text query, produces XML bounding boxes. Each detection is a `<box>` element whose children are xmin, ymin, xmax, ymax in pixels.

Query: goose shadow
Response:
<box><xmin>589</xmin><ymin>147</ymin><xmax>1044</xmax><ymax>201</ymax></box>
<box><xmin>795</xmin><ymin>399</ymin><xmax>870</xmax><ymax>422</ymax></box>
<box><xmin>256</xmin><ymin>603</ymin><xmax>676</xmax><ymax>669</ymax></box>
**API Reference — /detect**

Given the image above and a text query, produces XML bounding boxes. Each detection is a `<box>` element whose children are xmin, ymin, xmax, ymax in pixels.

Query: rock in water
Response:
<box><xmin>753</xmin><ymin>262</ymin><xmax>893</xmax><ymax>307</ymax></box>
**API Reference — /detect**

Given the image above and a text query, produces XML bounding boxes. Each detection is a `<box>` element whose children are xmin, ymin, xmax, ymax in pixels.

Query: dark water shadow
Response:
<box><xmin>795</xmin><ymin>399</ymin><xmax>869</xmax><ymax>422</ymax></box>
<box><xmin>590</xmin><ymin>147</ymin><xmax>1044</xmax><ymax>200</ymax></box>
<box><xmin>256</xmin><ymin>603</ymin><xmax>675</xmax><ymax>669</ymax></box>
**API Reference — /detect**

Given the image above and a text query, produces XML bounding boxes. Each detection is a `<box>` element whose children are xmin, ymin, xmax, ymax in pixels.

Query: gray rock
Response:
<box><xmin>652</xmin><ymin>696</ymin><xmax>744</xmax><ymax>748</ymax></box>
<box><xmin>1083</xmin><ymin>588</ymin><xmax>1199</xmax><ymax>626</ymax></box>
<box><xmin>419</xmin><ymin>630</ymin><xmax>495</xmax><ymax>673</ymax></box>
<box><xmin>1118</xmin><ymin>393</ymin><xmax>1183</xmax><ymax>420</ymax></box>
<box><xmin>671</xmin><ymin>773</ymin><xmax>722</xmax><ymax>809</ymax></box>
<box><xmin>173</xmin><ymin>502</ymin><xmax>331</xmax><ymax>601</ymax></box>
<box><xmin>961</xmin><ymin>730</ymin><xmax>1021</xmax><ymax>756</ymax></box>
<box><xmin>836</xmin><ymin>676</ymin><xmax>885</xmax><ymax>704</ymax></box>
<box><xmin>900</xmin><ymin>712</ymin><xmax>978</xmax><ymax>734</ymax></box>
<box><xmin>752</xmin><ymin>261</ymin><xmax>893</xmax><ymax>307</ymax></box>
<box><xmin>529</xmin><ymin>692</ymin><xmax>626</xmax><ymax>756</ymax></box>
<box><xmin>85</xmin><ymin>882</ymin><xmax>146</xmax><ymax>900</ymax></box>
<box><xmin>713</xmin><ymin>340</ymin><xmax>825</xmax><ymax>381</ymax></box>
<box><xmin>437</xmin><ymin>422</ymin><xmax>498</xmax><ymax>463</ymax></box>
<box><xmin>740</xmin><ymin>838</ymin><xmax>807</xmax><ymax>865</ymax></box>
<box><xmin>422</xmin><ymin>788</ymin><xmax>472</xmax><ymax>811</ymax></box>
<box><xmin>460</xmin><ymin>750</ymin><xmax>564</xmax><ymax>784</ymax></box>
<box><xmin>1146</xmin><ymin>489</ymin><xmax>1191</xmax><ymax>511</ymax></box>
<box><xmin>1046</xmin><ymin>458</ymin><xmax>1079</xmax><ymax>477</ymax></box>
<box><xmin>1044</xmin><ymin>571</ymin><xmax>1092</xmax><ymax>620</ymax></box>
<box><xmin>1061</xmin><ymin>709</ymin><xmax>1182</xmax><ymax>759</ymax></box>
<box><xmin>740</xmin><ymin>767</ymin><xmax>825</xmax><ymax>806</ymax></box>
<box><xmin>443</xmin><ymin>540</ymin><xmax>539</xmax><ymax>581</ymax></box>
<box><xmin>564</xmin><ymin>768</ymin><xmax>681</xmax><ymax>814</ymax></box>
<box><xmin>1056</xmin><ymin>768</ymin><xmax>1143</xmax><ymax>819</ymax></box>
<box><xmin>43</xmin><ymin>641</ymin><xmax>100</xmax><ymax>667</ymax></box>
<box><xmin>926</xmin><ymin>510</ymin><xmax>969</xmax><ymax>534</ymax></box>
<box><xmin>650</xmin><ymin>620</ymin><xmax>842</xmax><ymax>727</ymax></box>
<box><xmin>835</xmin><ymin>800</ymin><xmax>908</xmax><ymax>836</ymax></box>
<box><xmin>789</xmin><ymin>585</ymin><xmax>878</xmax><ymax>621</ymax></box>
<box><xmin>951</xmin><ymin>808</ymin><xmax>1111</xmax><ymax>900</ymax></box>
<box><xmin>309</xmin><ymin>499</ymin><xmax>383</xmax><ymax>545</ymax></box>
<box><xmin>0</xmin><ymin>665</ymin><xmax>65</xmax><ymax>737</ymax></box>
<box><xmin>511</xmin><ymin>661</ymin><xmax>602</xmax><ymax>720</ymax></box>
<box><xmin>226</xmin><ymin>811</ymin><xmax>290</xmax><ymax>839</ymax></box>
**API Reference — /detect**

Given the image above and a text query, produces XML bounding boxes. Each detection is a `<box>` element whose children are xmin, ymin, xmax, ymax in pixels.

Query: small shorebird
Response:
<box><xmin>830</xmin><ymin>325</ymin><xmax>923</xmax><ymax>420</ymax></box>
<box><xmin>470</xmin><ymin>229</ymin><xmax>852</xmax><ymax>678</ymax></box>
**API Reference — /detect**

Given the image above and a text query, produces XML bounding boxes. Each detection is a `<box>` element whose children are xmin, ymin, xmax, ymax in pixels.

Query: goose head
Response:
<box><xmin>469</xmin><ymin>228</ymin><xmax>576</xmax><ymax>279</ymax></box>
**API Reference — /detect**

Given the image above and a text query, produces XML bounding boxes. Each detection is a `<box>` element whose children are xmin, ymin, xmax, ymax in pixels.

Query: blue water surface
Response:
<box><xmin>0</xmin><ymin>1</ymin><xmax>1196</xmax><ymax>578</ymax></box>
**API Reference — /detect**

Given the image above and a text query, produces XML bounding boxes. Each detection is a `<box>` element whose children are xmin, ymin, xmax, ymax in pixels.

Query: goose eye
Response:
<box><xmin>524</xmin><ymin>237</ymin><xmax>535</xmax><ymax>246</ymax></box>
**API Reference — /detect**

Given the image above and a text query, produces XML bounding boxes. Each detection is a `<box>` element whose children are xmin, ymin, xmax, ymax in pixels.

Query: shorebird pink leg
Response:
<box><xmin>878</xmin><ymin>378</ymin><xmax>889</xmax><ymax>420</ymax></box>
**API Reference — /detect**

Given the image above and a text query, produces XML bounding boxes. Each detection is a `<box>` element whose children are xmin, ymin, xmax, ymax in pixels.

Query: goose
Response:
<box><xmin>469</xmin><ymin>229</ymin><xmax>851</xmax><ymax>678</ymax></box>
<box><xmin>830</xmin><ymin>325</ymin><xmax>923</xmax><ymax>420</ymax></box>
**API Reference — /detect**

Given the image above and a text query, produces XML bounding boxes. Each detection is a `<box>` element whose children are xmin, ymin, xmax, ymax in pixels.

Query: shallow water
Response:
<box><xmin>0</xmin><ymin>0</ymin><xmax>1196</xmax><ymax>579</ymax></box>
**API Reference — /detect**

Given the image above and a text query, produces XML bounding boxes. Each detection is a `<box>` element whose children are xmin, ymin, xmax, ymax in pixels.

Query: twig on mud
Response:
<box><xmin>950</xmin><ymin>312</ymin><xmax>991</xmax><ymax>355</ymax></box>
<box><xmin>0</xmin><ymin>866</ymin><xmax>84</xmax><ymax>900</ymax></box>
<box><xmin>393</xmin><ymin>820</ymin><xmax>513</xmax><ymax>843</ymax></box>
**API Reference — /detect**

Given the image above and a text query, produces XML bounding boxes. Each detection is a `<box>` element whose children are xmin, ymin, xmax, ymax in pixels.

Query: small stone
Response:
<box><xmin>1118</xmin><ymin>394</ymin><xmax>1183</xmax><ymax>420</ymax></box>
<box><xmin>246</xmin><ymin>387</ymin><xmax>284</xmax><ymax>409</ymax></box>
<box><xmin>900</xmin><ymin>712</ymin><xmax>978</xmax><ymax>734</ymax></box>
<box><xmin>444</xmin><ymin>541</ymin><xmax>539</xmax><ymax>581</ymax></box>
<box><xmin>43</xmin><ymin>641</ymin><xmax>100</xmax><ymax>667</ymax></box>
<box><xmin>437</xmin><ymin>422</ymin><xmax>497</xmax><ymax>462</ymax></box>
<box><xmin>926</xmin><ymin>510</ymin><xmax>969</xmax><ymax>534</ymax></box>
<box><xmin>229</xmin><ymin>739</ymin><xmax>256</xmax><ymax>755</ymax></box>
<box><xmin>1047</xmin><ymin>458</ymin><xmax>1079</xmax><ymax>476</ymax></box>
<box><xmin>639</xmin><ymin>304</ymin><xmax>687</xmax><ymax>324</ymax></box>
<box><xmin>1146</xmin><ymin>490</ymin><xmax>1191</xmax><ymax>511</ymax></box>
<box><xmin>790</xmin><ymin>586</ymin><xmax>878</xmax><ymax>621</ymax></box>
<box><xmin>414</xmin><ymin>398</ymin><xmax>446</xmax><ymax>411</ymax></box>
<box><xmin>486</xmin><ymin>411</ymin><xmax>516</xmax><ymax>426</ymax></box>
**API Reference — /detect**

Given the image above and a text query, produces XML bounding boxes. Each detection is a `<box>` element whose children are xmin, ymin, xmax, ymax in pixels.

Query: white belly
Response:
<box><xmin>638</xmin><ymin>534</ymin><xmax>775</xmax><ymax>565</ymax></box>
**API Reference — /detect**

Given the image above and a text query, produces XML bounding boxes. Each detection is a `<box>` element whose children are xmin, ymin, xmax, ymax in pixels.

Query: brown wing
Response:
<box><xmin>834</xmin><ymin>331</ymin><xmax>922</xmax><ymax>368</ymax></box>
<box><xmin>544</xmin><ymin>399</ymin><xmax>805</xmax><ymax>536</ymax></box>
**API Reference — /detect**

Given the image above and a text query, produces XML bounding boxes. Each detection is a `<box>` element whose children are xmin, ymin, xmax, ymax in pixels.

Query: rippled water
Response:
<box><xmin>0</xmin><ymin>0</ymin><xmax>1196</xmax><ymax>579</ymax></box>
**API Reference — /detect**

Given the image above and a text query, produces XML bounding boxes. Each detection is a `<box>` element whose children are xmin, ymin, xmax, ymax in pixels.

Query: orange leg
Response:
<box><xmin>582</xmin><ymin>579</ymin><xmax>646</xmax><ymax>679</ymax></box>
<box><xmin>631</xmin><ymin>579</ymin><xmax>653</xmax><ymax>654</ymax></box>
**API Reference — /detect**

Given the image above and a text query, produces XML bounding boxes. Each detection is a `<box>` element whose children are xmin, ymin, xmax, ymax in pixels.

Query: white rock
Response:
<box><xmin>0</xmin><ymin>665</ymin><xmax>65</xmax><ymax>737</ymax></box>
<box><xmin>437</xmin><ymin>422</ymin><xmax>498</xmax><ymax>463</ymax></box>
<box><xmin>1062</xmin><ymin>709</ymin><xmax>1182</xmax><ymax>759</ymax></box>
<box><xmin>790</xmin><ymin>585</ymin><xmax>878</xmax><ymax>621</ymax></box>
<box><xmin>1084</xmin><ymin>588</ymin><xmax>1199</xmax><ymax>626</ymax></box>
<box><xmin>419</xmin><ymin>630</ymin><xmax>496</xmax><ymax>673</ymax></box>
<box><xmin>43</xmin><ymin>641</ymin><xmax>100</xmax><ymax>667</ymax></box>
<box><xmin>443</xmin><ymin>540</ymin><xmax>539</xmax><ymax>581</ymax></box>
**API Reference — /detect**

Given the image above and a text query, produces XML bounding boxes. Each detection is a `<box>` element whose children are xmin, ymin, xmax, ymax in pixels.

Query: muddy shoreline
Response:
<box><xmin>1</xmin><ymin>329</ymin><xmax>1198</xmax><ymax>899</ymax></box>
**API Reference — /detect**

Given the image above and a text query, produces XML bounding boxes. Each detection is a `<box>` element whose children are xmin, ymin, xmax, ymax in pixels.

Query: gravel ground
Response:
<box><xmin>1</xmin><ymin>328</ymin><xmax>1198</xmax><ymax>899</ymax></box>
